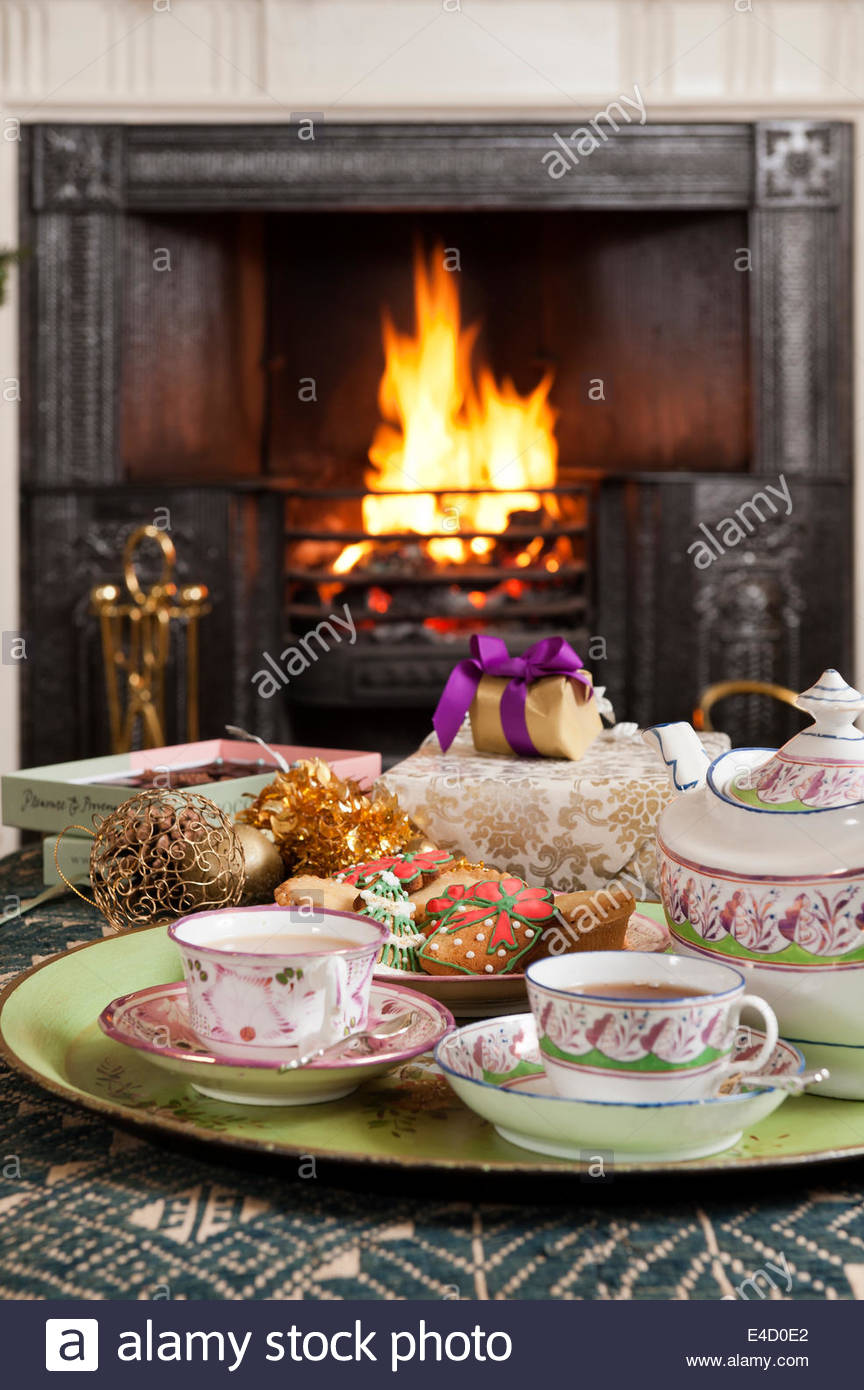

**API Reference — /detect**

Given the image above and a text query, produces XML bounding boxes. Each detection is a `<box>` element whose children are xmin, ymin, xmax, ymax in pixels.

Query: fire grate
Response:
<box><xmin>284</xmin><ymin>481</ymin><xmax>594</xmax><ymax>639</ymax></box>
<box><xmin>280</xmin><ymin>480</ymin><xmax>595</xmax><ymax>723</ymax></box>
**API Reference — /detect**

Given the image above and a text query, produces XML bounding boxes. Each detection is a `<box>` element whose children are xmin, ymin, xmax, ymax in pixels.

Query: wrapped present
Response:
<box><xmin>380</xmin><ymin>721</ymin><xmax>730</xmax><ymax>898</ymax></box>
<box><xmin>433</xmin><ymin>635</ymin><xmax>603</xmax><ymax>760</ymax></box>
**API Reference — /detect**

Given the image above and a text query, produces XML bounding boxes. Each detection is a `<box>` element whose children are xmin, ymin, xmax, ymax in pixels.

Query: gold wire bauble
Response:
<box><xmin>89</xmin><ymin>789</ymin><xmax>245</xmax><ymax>932</ymax></box>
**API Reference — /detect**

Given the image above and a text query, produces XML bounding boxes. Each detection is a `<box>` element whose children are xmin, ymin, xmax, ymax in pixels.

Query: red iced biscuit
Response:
<box><xmin>339</xmin><ymin>848</ymin><xmax>454</xmax><ymax>890</ymax></box>
<box><xmin>418</xmin><ymin>877</ymin><xmax>556</xmax><ymax>976</ymax></box>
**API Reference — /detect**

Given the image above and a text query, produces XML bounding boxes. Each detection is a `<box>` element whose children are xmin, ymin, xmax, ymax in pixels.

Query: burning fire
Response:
<box><xmin>334</xmin><ymin>244</ymin><xmax>558</xmax><ymax>574</ymax></box>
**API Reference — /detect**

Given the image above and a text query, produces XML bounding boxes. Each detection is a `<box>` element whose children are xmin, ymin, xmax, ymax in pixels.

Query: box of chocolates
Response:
<box><xmin>3</xmin><ymin>739</ymin><xmax>381</xmax><ymax>881</ymax></box>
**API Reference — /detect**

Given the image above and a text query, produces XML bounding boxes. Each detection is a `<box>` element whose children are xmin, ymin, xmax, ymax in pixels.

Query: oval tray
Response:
<box><xmin>2</xmin><ymin>917</ymin><xmax>863</xmax><ymax>1175</ymax></box>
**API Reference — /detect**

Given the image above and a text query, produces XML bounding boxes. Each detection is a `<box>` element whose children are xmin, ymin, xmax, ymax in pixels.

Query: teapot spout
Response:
<box><xmin>643</xmin><ymin>722</ymin><xmax>710</xmax><ymax>792</ymax></box>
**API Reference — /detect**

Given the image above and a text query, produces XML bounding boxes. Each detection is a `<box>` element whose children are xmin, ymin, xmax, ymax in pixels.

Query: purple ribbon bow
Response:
<box><xmin>433</xmin><ymin>634</ymin><xmax>592</xmax><ymax>755</ymax></box>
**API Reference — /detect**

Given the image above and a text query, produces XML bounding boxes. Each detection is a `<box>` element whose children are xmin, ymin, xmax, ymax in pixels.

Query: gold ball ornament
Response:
<box><xmin>234</xmin><ymin>822</ymin><xmax>285</xmax><ymax>904</ymax></box>
<box><xmin>87</xmin><ymin>789</ymin><xmax>245</xmax><ymax>933</ymax></box>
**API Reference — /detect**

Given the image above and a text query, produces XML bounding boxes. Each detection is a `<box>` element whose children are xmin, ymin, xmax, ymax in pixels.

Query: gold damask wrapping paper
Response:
<box><xmin>469</xmin><ymin>673</ymin><xmax>603</xmax><ymax>759</ymax></box>
<box><xmin>380</xmin><ymin>724</ymin><xmax>730</xmax><ymax>897</ymax></box>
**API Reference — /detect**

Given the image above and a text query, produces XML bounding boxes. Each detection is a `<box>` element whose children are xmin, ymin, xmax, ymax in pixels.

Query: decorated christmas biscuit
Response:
<box><xmin>352</xmin><ymin>868</ymin><xmax>425</xmax><ymax>972</ymax></box>
<box><xmin>417</xmin><ymin>877</ymin><xmax>556</xmax><ymax>976</ymax></box>
<box><xmin>411</xmin><ymin>869</ymin><xmax>490</xmax><ymax>930</ymax></box>
<box><xmin>274</xmin><ymin>874</ymin><xmax>357</xmax><ymax>914</ymax></box>
<box><xmin>528</xmin><ymin>886</ymin><xmax>635</xmax><ymax>959</ymax></box>
<box><xmin>339</xmin><ymin>848</ymin><xmax>454</xmax><ymax>891</ymax></box>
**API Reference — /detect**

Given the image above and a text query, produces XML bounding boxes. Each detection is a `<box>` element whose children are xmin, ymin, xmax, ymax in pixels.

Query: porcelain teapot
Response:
<box><xmin>644</xmin><ymin>669</ymin><xmax>864</xmax><ymax>1099</ymax></box>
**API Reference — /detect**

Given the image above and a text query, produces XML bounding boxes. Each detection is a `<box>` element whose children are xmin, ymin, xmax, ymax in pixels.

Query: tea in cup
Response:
<box><xmin>168</xmin><ymin>905</ymin><xmax>388</xmax><ymax>1058</ymax></box>
<box><xmin>525</xmin><ymin>951</ymin><xmax>778</xmax><ymax>1102</ymax></box>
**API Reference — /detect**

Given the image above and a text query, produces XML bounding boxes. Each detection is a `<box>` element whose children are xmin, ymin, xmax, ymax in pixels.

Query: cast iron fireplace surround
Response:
<box><xmin>19</xmin><ymin>121</ymin><xmax>853</xmax><ymax>764</ymax></box>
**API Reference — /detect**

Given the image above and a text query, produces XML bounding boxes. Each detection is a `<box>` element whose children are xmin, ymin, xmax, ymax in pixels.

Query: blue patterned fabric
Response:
<box><xmin>0</xmin><ymin>846</ymin><xmax>861</xmax><ymax>1300</ymax></box>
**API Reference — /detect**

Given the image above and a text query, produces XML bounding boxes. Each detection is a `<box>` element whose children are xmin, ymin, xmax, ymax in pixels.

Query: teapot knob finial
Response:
<box><xmin>796</xmin><ymin>669</ymin><xmax>864</xmax><ymax>736</ymax></box>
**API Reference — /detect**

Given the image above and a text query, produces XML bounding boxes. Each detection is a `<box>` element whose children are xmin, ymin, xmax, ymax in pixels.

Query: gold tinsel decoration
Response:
<box><xmin>85</xmin><ymin>789</ymin><xmax>245</xmax><ymax>932</ymax></box>
<box><xmin>237</xmin><ymin>757</ymin><xmax>413</xmax><ymax>877</ymax></box>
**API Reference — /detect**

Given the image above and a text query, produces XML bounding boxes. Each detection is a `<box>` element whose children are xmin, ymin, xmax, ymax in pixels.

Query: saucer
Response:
<box><xmin>375</xmin><ymin>910</ymin><xmax>670</xmax><ymax>1019</ymax></box>
<box><xmin>435</xmin><ymin>1017</ymin><xmax>805</xmax><ymax>1162</ymax></box>
<box><xmin>99</xmin><ymin>981</ymin><xmax>453</xmax><ymax>1106</ymax></box>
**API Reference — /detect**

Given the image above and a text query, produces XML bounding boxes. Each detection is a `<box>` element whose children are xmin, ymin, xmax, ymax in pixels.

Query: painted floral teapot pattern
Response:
<box><xmin>643</xmin><ymin>669</ymin><xmax>864</xmax><ymax>1100</ymax></box>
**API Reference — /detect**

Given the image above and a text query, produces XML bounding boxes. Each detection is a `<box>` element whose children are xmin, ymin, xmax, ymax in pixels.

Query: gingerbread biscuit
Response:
<box><xmin>338</xmin><ymin>848</ymin><xmax>454</xmax><ymax>891</ymax></box>
<box><xmin>527</xmin><ymin>886</ymin><xmax>636</xmax><ymax>961</ymax></box>
<box><xmin>351</xmin><ymin>868</ymin><xmax>424</xmax><ymax>972</ymax></box>
<box><xmin>417</xmin><ymin>877</ymin><xmax>556</xmax><ymax>976</ymax></box>
<box><xmin>274</xmin><ymin>874</ymin><xmax>357</xmax><ymax>915</ymax></box>
<box><xmin>410</xmin><ymin>870</ymin><xmax>489</xmax><ymax>932</ymax></box>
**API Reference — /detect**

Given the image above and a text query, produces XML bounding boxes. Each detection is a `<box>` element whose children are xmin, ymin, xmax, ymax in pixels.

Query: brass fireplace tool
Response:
<box><xmin>91</xmin><ymin>525</ymin><xmax>211</xmax><ymax>753</ymax></box>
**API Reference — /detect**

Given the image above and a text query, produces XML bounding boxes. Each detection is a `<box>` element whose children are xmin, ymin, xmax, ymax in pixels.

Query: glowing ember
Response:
<box><xmin>332</xmin><ymin>541</ymin><xmax>373</xmax><ymax>575</ymax></box>
<box><xmin>338</xmin><ymin>243</ymin><xmax>558</xmax><ymax>572</ymax></box>
<box><xmin>367</xmin><ymin>586</ymin><xmax>391</xmax><ymax>614</ymax></box>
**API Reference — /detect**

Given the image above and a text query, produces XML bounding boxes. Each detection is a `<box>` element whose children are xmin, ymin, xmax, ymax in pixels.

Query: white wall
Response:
<box><xmin>0</xmin><ymin>130</ymin><xmax>17</xmax><ymax>860</ymax></box>
<box><xmin>0</xmin><ymin>0</ymin><xmax>860</xmax><ymax>856</ymax></box>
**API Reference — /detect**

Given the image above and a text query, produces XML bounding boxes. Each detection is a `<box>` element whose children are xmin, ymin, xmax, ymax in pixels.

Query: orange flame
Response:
<box><xmin>343</xmin><ymin>244</ymin><xmax>557</xmax><ymax>570</ymax></box>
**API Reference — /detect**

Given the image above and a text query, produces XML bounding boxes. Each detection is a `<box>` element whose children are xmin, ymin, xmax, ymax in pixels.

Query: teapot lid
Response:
<box><xmin>728</xmin><ymin>669</ymin><xmax>864</xmax><ymax>812</ymax></box>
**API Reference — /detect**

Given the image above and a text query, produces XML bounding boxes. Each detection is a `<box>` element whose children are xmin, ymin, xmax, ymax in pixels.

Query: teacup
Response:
<box><xmin>525</xmin><ymin>951</ymin><xmax>778</xmax><ymax>1101</ymax></box>
<box><xmin>168</xmin><ymin>905</ymin><xmax>388</xmax><ymax>1058</ymax></box>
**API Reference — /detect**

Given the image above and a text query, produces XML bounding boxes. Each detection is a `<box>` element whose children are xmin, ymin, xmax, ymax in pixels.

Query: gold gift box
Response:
<box><xmin>470</xmin><ymin>671</ymin><xmax>603</xmax><ymax>760</ymax></box>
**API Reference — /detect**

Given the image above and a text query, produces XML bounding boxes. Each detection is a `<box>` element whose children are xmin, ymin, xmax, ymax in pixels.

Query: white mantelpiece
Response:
<box><xmin>0</xmin><ymin>0</ymin><xmax>861</xmax><ymax>857</ymax></box>
<box><xmin>2</xmin><ymin>1</ymin><xmax>864</xmax><ymax>115</ymax></box>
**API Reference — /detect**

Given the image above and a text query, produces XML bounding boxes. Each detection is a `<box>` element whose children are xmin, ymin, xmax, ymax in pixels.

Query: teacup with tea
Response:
<box><xmin>169</xmin><ymin>905</ymin><xmax>388</xmax><ymax>1058</ymax></box>
<box><xmin>525</xmin><ymin>951</ymin><xmax>778</xmax><ymax>1102</ymax></box>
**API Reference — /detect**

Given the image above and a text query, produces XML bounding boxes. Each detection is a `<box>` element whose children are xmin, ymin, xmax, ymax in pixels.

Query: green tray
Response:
<box><xmin>3</xmin><ymin>920</ymin><xmax>864</xmax><ymax>1174</ymax></box>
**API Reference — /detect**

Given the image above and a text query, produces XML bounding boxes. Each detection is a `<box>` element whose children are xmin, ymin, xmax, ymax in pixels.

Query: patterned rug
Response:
<box><xmin>1</xmin><ymin>845</ymin><xmax>863</xmax><ymax>1301</ymax></box>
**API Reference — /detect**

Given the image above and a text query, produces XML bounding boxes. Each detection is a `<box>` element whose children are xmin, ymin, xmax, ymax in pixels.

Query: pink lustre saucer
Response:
<box><xmin>99</xmin><ymin>981</ymin><xmax>453</xmax><ymax>1107</ymax></box>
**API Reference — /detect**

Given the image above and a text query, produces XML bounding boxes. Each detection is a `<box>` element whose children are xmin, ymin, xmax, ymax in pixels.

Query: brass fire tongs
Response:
<box><xmin>91</xmin><ymin>525</ymin><xmax>211</xmax><ymax>754</ymax></box>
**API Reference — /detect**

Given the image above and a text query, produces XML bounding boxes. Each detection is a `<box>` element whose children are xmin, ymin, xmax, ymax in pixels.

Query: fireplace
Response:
<box><xmin>19</xmin><ymin>121</ymin><xmax>853</xmax><ymax>765</ymax></box>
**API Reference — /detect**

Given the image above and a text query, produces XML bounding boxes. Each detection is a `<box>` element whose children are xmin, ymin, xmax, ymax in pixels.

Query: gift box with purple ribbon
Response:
<box><xmin>433</xmin><ymin>635</ymin><xmax>603</xmax><ymax>760</ymax></box>
<box><xmin>380</xmin><ymin>715</ymin><xmax>729</xmax><ymax>896</ymax></box>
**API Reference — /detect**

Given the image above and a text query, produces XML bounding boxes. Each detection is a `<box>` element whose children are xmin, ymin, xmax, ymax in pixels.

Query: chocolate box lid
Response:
<box><xmin>2</xmin><ymin>739</ymin><xmax>381</xmax><ymax>835</ymax></box>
